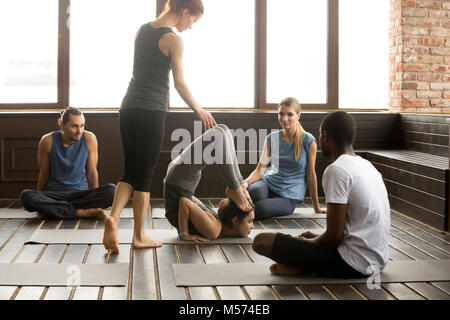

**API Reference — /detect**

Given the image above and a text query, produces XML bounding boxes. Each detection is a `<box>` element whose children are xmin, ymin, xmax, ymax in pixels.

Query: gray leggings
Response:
<box><xmin>248</xmin><ymin>180</ymin><xmax>297</xmax><ymax>220</ymax></box>
<box><xmin>165</xmin><ymin>124</ymin><xmax>243</xmax><ymax>195</ymax></box>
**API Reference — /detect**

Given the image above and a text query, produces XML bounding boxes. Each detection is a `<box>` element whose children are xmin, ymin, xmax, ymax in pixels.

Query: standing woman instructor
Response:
<box><xmin>103</xmin><ymin>0</ymin><xmax>216</xmax><ymax>253</ymax></box>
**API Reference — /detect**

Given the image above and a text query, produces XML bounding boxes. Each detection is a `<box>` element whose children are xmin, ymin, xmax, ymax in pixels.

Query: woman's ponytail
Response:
<box><xmin>163</xmin><ymin>0</ymin><xmax>204</xmax><ymax>16</ymax></box>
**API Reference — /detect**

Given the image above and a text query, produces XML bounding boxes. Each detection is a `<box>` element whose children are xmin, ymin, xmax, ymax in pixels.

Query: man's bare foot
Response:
<box><xmin>76</xmin><ymin>208</ymin><xmax>106</xmax><ymax>219</ymax></box>
<box><xmin>132</xmin><ymin>235</ymin><xmax>162</xmax><ymax>249</ymax></box>
<box><xmin>103</xmin><ymin>217</ymin><xmax>120</xmax><ymax>254</ymax></box>
<box><xmin>226</xmin><ymin>187</ymin><xmax>252</xmax><ymax>212</ymax></box>
<box><xmin>270</xmin><ymin>263</ymin><xmax>303</xmax><ymax>275</ymax></box>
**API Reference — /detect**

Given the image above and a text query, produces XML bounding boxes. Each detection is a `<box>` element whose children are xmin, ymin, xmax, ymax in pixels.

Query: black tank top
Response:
<box><xmin>121</xmin><ymin>23</ymin><xmax>174</xmax><ymax>112</ymax></box>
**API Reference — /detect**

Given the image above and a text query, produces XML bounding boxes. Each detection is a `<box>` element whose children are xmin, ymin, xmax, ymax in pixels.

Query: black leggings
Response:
<box><xmin>248</xmin><ymin>180</ymin><xmax>297</xmax><ymax>220</ymax></box>
<box><xmin>271</xmin><ymin>233</ymin><xmax>366</xmax><ymax>278</ymax></box>
<box><xmin>119</xmin><ymin>108</ymin><xmax>166</xmax><ymax>192</ymax></box>
<box><xmin>20</xmin><ymin>184</ymin><xmax>116</xmax><ymax>219</ymax></box>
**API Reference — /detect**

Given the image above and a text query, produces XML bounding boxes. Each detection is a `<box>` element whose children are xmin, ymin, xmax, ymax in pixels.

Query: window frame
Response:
<box><xmin>0</xmin><ymin>0</ymin><xmax>386</xmax><ymax>111</ymax></box>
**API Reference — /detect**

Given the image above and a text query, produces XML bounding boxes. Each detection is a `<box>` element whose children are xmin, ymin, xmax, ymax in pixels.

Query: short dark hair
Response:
<box><xmin>60</xmin><ymin>107</ymin><xmax>82</xmax><ymax>124</ymax></box>
<box><xmin>218</xmin><ymin>200</ymin><xmax>248</xmax><ymax>229</ymax></box>
<box><xmin>320</xmin><ymin>111</ymin><xmax>356</xmax><ymax>148</ymax></box>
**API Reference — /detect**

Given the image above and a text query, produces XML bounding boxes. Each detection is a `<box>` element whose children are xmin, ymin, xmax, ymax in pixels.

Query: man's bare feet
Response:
<box><xmin>226</xmin><ymin>187</ymin><xmax>252</xmax><ymax>212</ymax></box>
<box><xmin>103</xmin><ymin>217</ymin><xmax>120</xmax><ymax>254</ymax></box>
<box><xmin>76</xmin><ymin>208</ymin><xmax>106</xmax><ymax>219</ymax></box>
<box><xmin>132</xmin><ymin>235</ymin><xmax>162</xmax><ymax>249</ymax></box>
<box><xmin>270</xmin><ymin>263</ymin><xmax>303</xmax><ymax>275</ymax></box>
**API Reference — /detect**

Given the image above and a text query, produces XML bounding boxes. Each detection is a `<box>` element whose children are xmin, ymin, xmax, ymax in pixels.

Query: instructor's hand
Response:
<box><xmin>196</xmin><ymin>109</ymin><xmax>217</xmax><ymax>131</ymax></box>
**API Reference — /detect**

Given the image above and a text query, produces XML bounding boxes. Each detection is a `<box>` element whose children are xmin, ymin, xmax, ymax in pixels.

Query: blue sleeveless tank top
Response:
<box><xmin>45</xmin><ymin>131</ymin><xmax>89</xmax><ymax>191</ymax></box>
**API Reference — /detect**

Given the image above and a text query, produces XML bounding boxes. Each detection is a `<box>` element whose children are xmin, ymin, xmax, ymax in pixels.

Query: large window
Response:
<box><xmin>266</xmin><ymin>0</ymin><xmax>328</xmax><ymax>105</ymax></box>
<box><xmin>0</xmin><ymin>0</ymin><xmax>58</xmax><ymax>104</ymax></box>
<box><xmin>169</xmin><ymin>0</ymin><xmax>255</xmax><ymax>109</ymax></box>
<box><xmin>70</xmin><ymin>0</ymin><xmax>156</xmax><ymax>108</ymax></box>
<box><xmin>339</xmin><ymin>0</ymin><xmax>390</xmax><ymax>109</ymax></box>
<box><xmin>0</xmin><ymin>0</ymin><xmax>390</xmax><ymax>110</ymax></box>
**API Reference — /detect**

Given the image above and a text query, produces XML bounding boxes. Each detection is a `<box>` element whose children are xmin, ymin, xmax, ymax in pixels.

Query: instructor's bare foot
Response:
<box><xmin>76</xmin><ymin>208</ymin><xmax>106</xmax><ymax>219</ymax></box>
<box><xmin>132</xmin><ymin>235</ymin><xmax>162</xmax><ymax>249</ymax></box>
<box><xmin>226</xmin><ymin>187</ymin><xmax>252</xmax><ymax>212</ymax></box>
<box><xmin>270</xmin><ymin>263</ymin><xmax>303</xmax><ymax>275</ymax></box>
<box><xmin>103</xmin><ymin>217</ymin><xmax>120</xmax><ymax>254</ymax></box>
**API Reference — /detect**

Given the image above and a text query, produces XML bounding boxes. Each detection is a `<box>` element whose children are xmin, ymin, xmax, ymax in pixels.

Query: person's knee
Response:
<box><xmin>20</xmin><ymin>189</ymin><xmax>36</xmax><ymax>204</ymax></box>
<box><xmin>254</xmin><ymin>202</ymin><xmax>272</xmax><ymax>220</ymax></box>
<box><xmin>178</xmin><ymin>197</ymin><xmax>189</xmax><ymax>207</ymax></box>
<box><xmin>252</xmin><ymin>233</ymin><xmax>272</xmax><ymax>256</ymax></box>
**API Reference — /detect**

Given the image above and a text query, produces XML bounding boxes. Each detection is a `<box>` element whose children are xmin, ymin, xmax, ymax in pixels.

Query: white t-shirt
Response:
<box><xmin>322</xmin><ymin>154</ymin><xmax>390</xmax><ymax>275</ymax></box>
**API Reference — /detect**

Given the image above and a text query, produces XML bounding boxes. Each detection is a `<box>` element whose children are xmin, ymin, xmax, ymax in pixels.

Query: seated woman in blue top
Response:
<box><xmin>244</xmin><ymin>97</ymin><xmax>326</xmax><ymax>220</ymax></box>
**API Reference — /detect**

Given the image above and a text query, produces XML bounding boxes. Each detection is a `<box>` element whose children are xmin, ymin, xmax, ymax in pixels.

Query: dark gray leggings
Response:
<box><xmin>271</xmin><ymin>233</ymin><xmax>366</xmax><ymax>278</ymax></box>
<box><xmin>248</xmin><ymin>180</ymin><xmax>297</xmax><ymax>220</ymax></box>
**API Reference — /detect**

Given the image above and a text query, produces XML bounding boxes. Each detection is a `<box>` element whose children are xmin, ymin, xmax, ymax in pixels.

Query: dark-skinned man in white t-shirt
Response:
<box><xmin>252</xmin><ymin>111</ymin><xmax>390</xmax><ymax>278</ymax></box>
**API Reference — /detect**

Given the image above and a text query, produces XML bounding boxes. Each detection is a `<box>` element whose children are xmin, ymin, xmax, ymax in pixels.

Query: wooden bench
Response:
<box><xmin>364</xmin><ymin>114</ymin><xmax>449</xmax><ymax>231</ymax></box>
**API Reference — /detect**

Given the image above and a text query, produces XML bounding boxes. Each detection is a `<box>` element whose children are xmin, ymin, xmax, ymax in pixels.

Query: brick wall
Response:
<box><xmin>389</xmin><ymin>0</ymin><xmax>450</xmax><ymax>113</ymax></box>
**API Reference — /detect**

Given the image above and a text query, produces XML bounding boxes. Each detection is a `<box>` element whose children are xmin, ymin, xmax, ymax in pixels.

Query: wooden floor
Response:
<box><xmin>0</xmin><ymin>198</ymin><xmax>449</xmax><ymax>301</ymax></box>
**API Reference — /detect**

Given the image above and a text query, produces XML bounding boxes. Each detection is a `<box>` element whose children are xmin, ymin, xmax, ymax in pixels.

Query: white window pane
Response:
<box><xmin>267</xmin><ymin>0</ymin><xmax>327</xmax><ymax>104</ymax></box>
<box><xmin>339</xmin><ymin>0</ymin><xmax>389</xmax><ymax>109</ymax></box>
<box><xmin>70</xmin><ymin>0</ymin><xmax>156</xmax><ymax>108</ymax></box>
<box><xmin>170</xmin><ymin>0</ymin><xmax>254</xmax><ymax>109</ymax></box>
<box><xmin>0</xmin><ymin>0</ymin><xmax>58</xmax><ymax>103</ymax></box>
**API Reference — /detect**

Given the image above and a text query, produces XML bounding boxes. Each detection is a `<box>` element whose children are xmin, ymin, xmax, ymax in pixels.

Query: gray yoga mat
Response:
<box><xmin>0</xmin><ymin>263</ymin><xmax>129</xmax><ymax>286</ymax></box>
<box><xmin>172</xmin><ymin>260</ymin><xmax>450</xmax><ymax>287</ymax></box>
<box><xmin>0</xmin><ymin>208</ymin><xmax>38</xmax><ymax>219</ymax></box>
<box><xmin>26</xmin><ymin>228</ymin><xmax>322</xmax><ymax>245</ymax></box>
<box><xmin>150</xmin><ymin>207</ymin><xmax>326</xmax><ymax>219</ymax></box>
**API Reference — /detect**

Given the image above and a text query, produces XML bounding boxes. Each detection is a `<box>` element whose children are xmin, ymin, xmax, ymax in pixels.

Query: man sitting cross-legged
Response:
<box><xmin>252</xmin><ymin>111</ymin><xmax>390</xmax><ymax>278</ymax></box>
<box><xmin>20</xmin><ymin>107</ymin><xmax>116</xmax><ymax>220</ymax></box>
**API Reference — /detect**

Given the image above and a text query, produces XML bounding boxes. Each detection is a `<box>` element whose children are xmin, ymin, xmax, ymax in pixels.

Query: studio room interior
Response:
<box><xmin>0</xmin><ymin>0</ymin><xmax>449</xmax><ymax>304</ymax></box>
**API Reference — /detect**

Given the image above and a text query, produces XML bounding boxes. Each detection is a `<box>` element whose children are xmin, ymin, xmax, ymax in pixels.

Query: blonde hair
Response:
<box><xmin>279</xmin><ymin>97</ymin><xmax>304</xmax><ymax>161</ymax></box>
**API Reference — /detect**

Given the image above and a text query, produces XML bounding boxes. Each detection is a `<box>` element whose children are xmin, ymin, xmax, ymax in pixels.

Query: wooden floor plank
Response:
<box><xmin>0</xmin><ymin>287</ymin><xmax>17</xmax><ymax>300</ymax></box>
<box><xmin>293</xmin><ymin>218</ymin><xmax>323</xmax><ymax>229</ymax></box>
<box><xmin>102</xmin><ymin>244</ymin><xmax>131</xmax><ymax>300</ymax></box>
<box><xmin>298</xmin><ymin>285</ymin><xmax>336</xmax><ymax>300</ymax></box>
<box><xmin>216</xmin><ymin>286</ymin><xmax>247</xmax><ymax>300</ymax></box>
<box><xmin>244</xmin><ymin>286</ymin><xmax>277</xmax><ymax>300</ymax></box>
<box><xmin>326</xmin><ymin>284</ymin><xmax>366</xmax><ymax>300</ymax></box>
<box><xmin>178</xmin><ymin>244</ymin><xmax>217</xmax><ymax>300</ymax></box>
<box><xmin>241</xmin><ymin>244</ymin><xmax>274</xmax><ymax>264</ymax></box>
<box><xmin>44</xmin><ymin>244</ymin><xmax>88</xmax><ymax>300</ymax></box>
<box><xmin>131</xmin><ymin>248</ymin><xmax>158</xmax><ymax>300</ymax></box>
<box><xmin>390</xmin><ymin>228</ymin><xmax>449</xmax><ymax>259</ymax></box>
<box><xmin>388</xmin><ymin>236</ymin><xmax>435</xmax><ymax>260</ymax></box>
<box><xmin>391</xmin><ymin>217</ymin><xmax>450</xmax><ymax>252</ymax></box>
<box><xmin>9</xmin><ymin>242</ymin><xmax>45</xmax><ymax>301</ymax></box>
<box><xmin>430</xmin><ymin>282</ymin><xmax>450</xmax><ymax>295</ymax></box>
<box><xmin>388</xmin><ymin>245</ymin><xmax>414</xmax><ymax>261</ymax></box>
<box><xmin>392</xmin><ymin>213</ymin><xmax>450</xmax><ymax>242</ymax></box>
<box><xmin>156</xmin><ymin>245</ymin><xmax>187</xmax><ymax>300</ymax></box>
<box><xmin>272</xmin><ymin>286</ymin><xmax>306</xmax><ymax>300</ymax></box>
<box><xmin>0</xmin><ymin>219</ymin><xmax>41</xmax><ymax>263</ymax></box>
<box><xmin>352</xmin><ymin>284</ymin><xmax>396</xmax><ymax>300</ymax></box>
<box><xmin>199</xmin><ymin>245</ymin><xmax>247</xmax><ymax>300</ymax></box>
<box><xmin>404</xmin><ymin>282</ymin><xmax>450</xmax><ymax>300</ymax></box>
<box><xmin>382</xmin><ymin>283</ymin><xmax>426</xmax><ymax>300</ymax></box>
<box><xmin>276</xmin><ymin>219</ymin><xmax>302</xmax><ymax>230</ymax></box>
